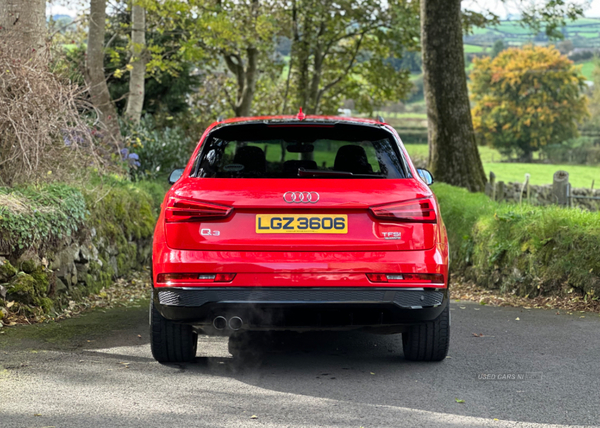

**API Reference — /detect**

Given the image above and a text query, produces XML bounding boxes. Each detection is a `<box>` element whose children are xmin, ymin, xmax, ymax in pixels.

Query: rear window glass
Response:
<box><xmin>191</xmin><ymin>123</ymin><xmax>409</xmax><ymax>179</ymax></box>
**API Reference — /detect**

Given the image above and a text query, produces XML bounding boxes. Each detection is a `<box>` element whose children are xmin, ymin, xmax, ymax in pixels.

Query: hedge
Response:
<box><xmin>434</xmin><ymin>183</ymin><xmax>600</xmax><ymax>298</ymax></box>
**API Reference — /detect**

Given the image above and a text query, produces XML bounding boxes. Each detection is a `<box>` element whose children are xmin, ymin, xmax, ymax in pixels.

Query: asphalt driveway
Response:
<box><xmin>1</xmin><ymin>300</ymin><xmax>599</xmax><ymax>428</ymax></box>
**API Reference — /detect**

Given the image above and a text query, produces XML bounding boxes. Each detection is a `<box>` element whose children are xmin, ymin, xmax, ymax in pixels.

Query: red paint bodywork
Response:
<box><xmin>152</xmin><ymin>115</ymin><xmax>448</xmax><ymax>290</ymax></box>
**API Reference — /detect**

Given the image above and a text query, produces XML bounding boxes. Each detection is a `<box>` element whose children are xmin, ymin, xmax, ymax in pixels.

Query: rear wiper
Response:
<box><xmin>297</xmin><ymin>168</ymin><xmax>385</xmax><ymax>178</ymax></box>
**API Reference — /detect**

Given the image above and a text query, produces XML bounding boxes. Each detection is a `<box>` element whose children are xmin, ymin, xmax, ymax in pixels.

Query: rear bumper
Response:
<box><xmin>153</xmin><ymin>287</ymin><xmax>448</xmax><ymax>332</ymax></box>
<box><xmin>152</xmin><ymin>247</ymin><xmax>449</xmax><ymax>287</ymax></box>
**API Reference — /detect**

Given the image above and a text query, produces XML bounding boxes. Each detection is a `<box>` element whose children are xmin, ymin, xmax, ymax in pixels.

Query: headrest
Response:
<box><xmin>233</xmin><ymin>145</ymin><xmax>266</xmax><ymax>175</ymax></box>
<box><xmin>334</xmin><ymin>145</ymin><xmax>373</xmax><ymax>174</ymax></box>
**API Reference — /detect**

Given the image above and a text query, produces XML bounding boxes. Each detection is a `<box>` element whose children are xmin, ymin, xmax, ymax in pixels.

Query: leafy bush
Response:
<box><xmin>569</xmin><ymin>50</ymin><xmax>594</xmax><ymax>62</ymax></box>
<box><xmin>121</xmin><ymin>116</ymin><xmax>195</xmax><ymax>180</ymax></box>
<box><xmin>0</xmin><ymin>176</ymin><xmax>167</xmax><ymax>257</ymax></box>
<box><xmin>0</xmin><ymin>185</ymin><xmax>88</xmax><ymax>255</ymax></box>
<box><xmin>434</xmin><ymin>183</ymin><xmax>600</xmax><ymax>298</ymax></box>
<box><xmin>542</xmin><ymin>137</ymin><xmax>600</xmax><ymax>165</ymax></box>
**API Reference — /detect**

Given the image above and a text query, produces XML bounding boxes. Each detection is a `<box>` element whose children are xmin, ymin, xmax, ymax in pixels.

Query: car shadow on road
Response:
<box><xmin>177</xmin><ymin>331</ymin><xmax>428</xmax><ymax>383</ymax></box>
<box><xmin>148</xmin><ymin>330</ymin><xmax>461</xmax><ymax>420</ymax></box>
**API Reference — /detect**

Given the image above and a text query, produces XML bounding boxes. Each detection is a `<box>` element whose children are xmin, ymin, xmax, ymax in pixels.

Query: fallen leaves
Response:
<box><xmin>452</xmin><ymin>278</ymin><xmax>600</xmax><ymax>314</ymax></box>
<box><xmin>455</xmin><ymin>398</ymin><xmax>465</xmax><ymax>404</ymax></box>
<box><xmin>250</xmin><ymin>415</ymin><xmax>258</xmax><ymax>419</ymax></box>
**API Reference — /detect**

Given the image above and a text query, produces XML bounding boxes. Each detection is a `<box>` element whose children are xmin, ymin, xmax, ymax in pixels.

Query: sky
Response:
<box><xmin>47</xmin><ymin>0</ymin><xmax>600</xmax><ymax>19</ymax></box>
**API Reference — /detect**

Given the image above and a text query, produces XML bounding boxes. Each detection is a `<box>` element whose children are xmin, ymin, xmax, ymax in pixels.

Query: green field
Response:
<box><xmin>465</xmin><ymin>17</ymin><xmax>600</xmax><ymax>49</ymax></box>
<box><xmin>483</xmin><ymin>162</ymin><xmax>599</xmax><ymax>188</ymax></box>
<box><xmin>404</xmin><ymin>144</ymin><xmax>502</xmax><ymax>163</ymax></box>
<box><xmin>579</xmin><ymin>60</ymin><xmax>595</xmax><ymax>81</ymax></box>
<box><xmin>381</xmin><ymin>112</ymin><xmax>427</xmax><ymax>120</ymax></box>
<box><xmin>464</xmin><ymin>44</ymin><xmax>484</xmax><ymax>53</ymax></box>
<box><xmin>403</xmin><ymin>144</ymin><xmax>600</xmax><ymax>188</ymax></box>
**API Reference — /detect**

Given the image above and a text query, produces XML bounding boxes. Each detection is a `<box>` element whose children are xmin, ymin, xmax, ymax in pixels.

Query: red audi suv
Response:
<box><xmin>150</xmin><ymin>114</ymin><xmax>449</xmax><ymax>363</ymax></box>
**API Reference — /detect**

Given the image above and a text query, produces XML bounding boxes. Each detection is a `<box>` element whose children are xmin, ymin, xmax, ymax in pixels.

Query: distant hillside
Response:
<box><xmin>464</xmin><ymin>17</ymin><xmax>600</xmax><ymax>49</ymax></box>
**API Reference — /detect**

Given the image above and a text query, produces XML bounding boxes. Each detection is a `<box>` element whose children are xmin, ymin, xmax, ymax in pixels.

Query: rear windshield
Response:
<box><xmin>191</xmin><ymin>122</ymin><xmax>409</xmax><ymax>179</ymax></box>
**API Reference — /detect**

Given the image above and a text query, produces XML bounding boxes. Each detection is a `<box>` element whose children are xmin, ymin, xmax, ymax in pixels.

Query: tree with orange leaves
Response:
<box><xmin>470</xmin><ymin>45</ymin><xmax>588</xmax><ymax>162</ymax></box>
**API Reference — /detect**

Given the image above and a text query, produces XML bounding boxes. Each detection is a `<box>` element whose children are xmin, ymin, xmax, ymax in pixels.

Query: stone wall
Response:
<box><xmin>0</xmin><ymin>183</ymin><xmax>158</xmax><ymax>320</ymax></box>
<box><xmin>485</xmin><ymin>181</ymin><xmax>600</xmax><ymax>211</ymax></box>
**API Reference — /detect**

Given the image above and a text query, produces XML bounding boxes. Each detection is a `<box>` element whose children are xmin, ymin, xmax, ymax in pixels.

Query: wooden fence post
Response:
<box><xmin>490</xmin><ymin>171</ymin><xmax>496</xmax><ymax>201</ymax></box>
<box><xmin>520</xmin><ymin>173</ymin><xmax>530</xmax><ymax>205</ymax></box>
<box><xmin>497</xmin><ymin>181</ymin><xmax>505</xmax><ymax>202</ymax></box>
<box><xmin>485</xmin><ymin>171</ymin><xmax>495</xmax><ymax>198</ymax></box>
<box><xmin>552</xmin><ymin>170</ymin><xmax>569</xmax><ymax>207</ymax></box>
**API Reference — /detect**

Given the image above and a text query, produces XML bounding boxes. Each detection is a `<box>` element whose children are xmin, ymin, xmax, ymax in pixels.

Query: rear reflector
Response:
<box><xmin>165</xmin><ymin>197</ymin><xmax>233</xmax><ymax>222</ymax></box>
<box><xmin>366</xmin><ymin>273</ymin><xmax>444</xmax><ymax>284</ymax></box>
<box><xmin>369</xmin><ymin>198</ymin><xmax>436</xmax><ymax>223</ymax></box>
<box><xmin>156</xmin><ymin>273</ymin><xmax>236</xmax><ymax>283</ymax></box>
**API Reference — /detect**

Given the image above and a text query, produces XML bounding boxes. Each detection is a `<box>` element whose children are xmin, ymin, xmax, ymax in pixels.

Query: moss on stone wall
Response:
<box><xmin>0</xmin><ymin>260</ymin><xmax>17</xmax><ymax>282</ymax></box>
<box><xmin>0</xmin><ymin>177</ymin><xmax>166</xmax><ymax>317</ymax></box>
<box><xmin>7</xmin><ymin>273</ymin><xmax>39</xmax><ymax>305</ymax></box>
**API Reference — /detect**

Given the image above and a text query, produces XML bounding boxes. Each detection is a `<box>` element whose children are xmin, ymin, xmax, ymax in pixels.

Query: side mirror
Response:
<box><xmin>416</xmin><ymin>168</ymin><xmax>434</xmax><ymax>185</ymax></box>
<box><xmin>168</xmin><ymin>168</ymin><xmax>184</xmax><ymax>184</ymax></box>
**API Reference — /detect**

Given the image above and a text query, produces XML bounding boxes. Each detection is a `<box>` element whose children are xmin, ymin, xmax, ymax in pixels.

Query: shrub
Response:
<box><xmin>541</xmin><ymin>137</ymin><xmax>600</xmax><ymax>165</ymax></box>
<box><xmin>121</xmin><ymin>116</ymin><xmax>195</xmax><ymax>180</ymax></box>
<box><xmin>0</xmin><ymin>185</ymin><xmax>88</xmax><ymax>255</ymax></box>
<box><xmin>0</xmin><ymin>45</ymin><xmax>105</xmax><ymax>186</ymax></box>
<box><xmin>434</xmin><ymin>183</ymin><xmax>600</xmax><ymax>298</ymax></box>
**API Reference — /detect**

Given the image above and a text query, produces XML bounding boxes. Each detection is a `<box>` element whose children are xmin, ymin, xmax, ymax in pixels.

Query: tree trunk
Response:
<box><xmin>0</xmin><ymin>0</ymin><xmax>46</xmax><ymax>55</ymax></box>
<box><xmin>85</xmin><ymin>0</ymin><xmax>121</xmax><ymax>149</ymax></box>
<box><xmin>281</xmin><ymin>0</ymin><xmax>298</xmax><ymax>115</ymax></box>
<box><xmin>235</xmin><ymin>47</ymin><xmax>257</xmax><ymax>117</ymax></box>
<box><xmin>125</xmin><ymin>2</ymin><xmax>146</xmax><ymax>124</ymax></box>
<box><xmin>305</xmin><ymin>21</ymin><xmax>326</xmax><ymax>115</ymax></box>
<box><xmin>225</xmin><ymin>47</ymin><xmax>258</xmax><ymax>117</ymax></box>
<box><xmin>420</xmin><ymin>0</ymin><xmax>486</xmax><ymax>192</ymax></box>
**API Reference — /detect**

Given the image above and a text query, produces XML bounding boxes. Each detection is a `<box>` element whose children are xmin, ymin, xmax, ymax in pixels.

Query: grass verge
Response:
<box><xmin>433</xmin><ymin>183</ymin><xmax>600</xmax><ymax>299</ymax></box>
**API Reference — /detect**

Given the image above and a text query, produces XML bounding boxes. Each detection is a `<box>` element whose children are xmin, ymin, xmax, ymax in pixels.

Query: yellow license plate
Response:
<box><xmin>256</xmin><ymin>214</ymin><xmax>348</xmax><ymax>234</ymax></box>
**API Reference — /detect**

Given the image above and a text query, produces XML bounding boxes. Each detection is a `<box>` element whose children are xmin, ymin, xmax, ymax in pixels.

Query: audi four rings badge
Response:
<box><xmin>283</xmin><ymin>191</ymin><xmax>320</xmax><ymax>203</ymax></box>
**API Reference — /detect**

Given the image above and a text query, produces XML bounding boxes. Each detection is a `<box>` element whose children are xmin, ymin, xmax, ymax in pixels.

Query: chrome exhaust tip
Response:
<box><xmin>228</xmin><ymin>316</ymin><xmax>243</xmax><ymax>331</ymax></box>
<box><xmin>213</xmin><ymin>316</ymin><xmax>227</xmax><ymax>330</ymax></box>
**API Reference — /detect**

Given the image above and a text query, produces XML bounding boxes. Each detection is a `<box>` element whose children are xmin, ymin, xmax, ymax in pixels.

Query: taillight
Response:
<box><xmin>366</xmin><ymin>273</ymin><xmax>444</xmax><ymax>284</ymax></box>
<box><xmin>369</xmin><ymin>198</ymin><xmax>436</xmax><ymax>223</ymax></box>
<box><xmin>165</xmin><ymin>197</ymin><xmax>233</xmax><ymax>222</ymax></box>
<box><xmin>156</xmin><ymin>273</ymin><xmax>236</xmax><ymax>283</ymax></box>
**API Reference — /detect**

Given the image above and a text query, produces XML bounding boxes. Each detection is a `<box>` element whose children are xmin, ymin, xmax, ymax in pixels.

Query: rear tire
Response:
<box><xmin>150</xmin><ymin>302</ymin><xmax>197</xmax><ymax>363</ymax></box>
<box><xmin>402</xmin><ymin>303</ymin><xmax>450</xmax><ymax>362</ymax></box>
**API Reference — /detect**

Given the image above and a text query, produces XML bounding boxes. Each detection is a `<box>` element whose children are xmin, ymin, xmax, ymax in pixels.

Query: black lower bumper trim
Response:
<box><xmin>153</xmin><ymin>287</ymin><xmax>448</xmax><ymax>329</ymax></box>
